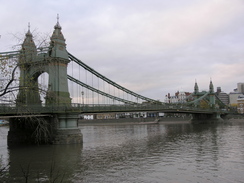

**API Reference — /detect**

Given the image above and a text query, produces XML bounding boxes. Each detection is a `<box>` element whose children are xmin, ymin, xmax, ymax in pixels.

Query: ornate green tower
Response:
<box><xmin>16</xmin><ymin>19</ymin><xmax>71</xmax><ymax>107</ymax></box>
<box><xmin>193</xmin><ymin>80</ymin><xmax>200</xmax><ymax>107</ymax></box>
<box><xmin>16</xmin><ymin>25</ymin><xmax>42</xmax><ymax>106</ymax></box>
<box><xmin>194</xmin><ymin>81</ymin><xmax>199</xmax><ymax>95</ymax></box>
<box><xmin>9</xmin><ymin>19</ymin><xmax>82</xmax><ymax>145</ymax></box>
<box><xmin>45</xmin><ymin>18</ymin><xmax>71</xmax><ymax>106</ymax></box>
<box><xmin>209</xmin><ymin>80</ymin><xmax>215</xmax><ymax>108</ymax></box>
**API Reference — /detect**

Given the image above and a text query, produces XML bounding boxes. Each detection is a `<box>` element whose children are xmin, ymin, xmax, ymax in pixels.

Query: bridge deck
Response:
<box><xmin>0</xmin><ymin>103</ymin><xmax>229</xmax><ymax>116</ymax></box>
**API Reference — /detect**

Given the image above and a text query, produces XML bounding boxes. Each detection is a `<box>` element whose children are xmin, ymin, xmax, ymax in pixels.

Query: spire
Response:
<box><xmin>209</xmin><ymin>79</ymin><xmax>214</xmax><ymax>93</ymax></box>
<box><xmin>22</xmin><ymin>22</ymin><xmax>36</xmax><ymax>52</ymax></box>
<box><xmin>194</xmin><ymin>80</ymin><xmax>199</xmax><ymax>94</ymax></box>
<box><xmin>54</xmin><ymin>14</ymin><xmax>61</xmax><ymax>29</ymax></box>
<box><xmin>20</xmin><ymin>22</ymin><xmax>37</xmax><ymax>62</ymax></box>
<box><xmin>24</xmin><ymin>22</ymin><xmax>34</xmax><ymax>43</ymax></box>
<box><xmin>51</xmin><ymin>14</ymin><xmax>65</xmax><ymax>41</ymax></box>
<box><xmin>49</xmin><ymin>15</ymin><xmax>68</xmax><ymax>59</ymax></box>
<box><xmin>25</xmin><ymin>22</ymin><xmax>31</xmax><ymax>36</ymax></box>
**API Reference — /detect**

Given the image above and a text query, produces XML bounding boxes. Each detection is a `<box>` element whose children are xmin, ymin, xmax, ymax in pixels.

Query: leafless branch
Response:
<box><xmin>0</xmin><ymin>65</ymin><xmax>18</xmax><ymax>97</ymax></box>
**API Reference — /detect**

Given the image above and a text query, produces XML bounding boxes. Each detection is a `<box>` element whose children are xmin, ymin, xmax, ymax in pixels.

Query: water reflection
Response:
<box><xmin>1</xmin><ymin>121</ymin><xmax>244</xmax><ymax>182</ymax></box>
<box><xmin>8</xmin><ymin>144</ymin><xmax>82</xmax><ymax>182</ymax></box>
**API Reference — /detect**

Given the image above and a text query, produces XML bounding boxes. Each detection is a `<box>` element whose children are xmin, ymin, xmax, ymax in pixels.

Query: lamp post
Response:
<box><xmin>81</xmin><ymin>91</ymin><xmax>84</xmax><ymax>109</ymax></box>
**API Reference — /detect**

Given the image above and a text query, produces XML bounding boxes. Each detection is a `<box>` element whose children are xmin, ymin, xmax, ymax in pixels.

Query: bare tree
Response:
<box><xmin>1</xmin><ymin>30</ymin><xmax>54</xmax><ymax>144</ymax></box>
<box><xmin>0</xmin><ymin>65</ymin><xmax>18</xmax><ymax>97</ymax></box>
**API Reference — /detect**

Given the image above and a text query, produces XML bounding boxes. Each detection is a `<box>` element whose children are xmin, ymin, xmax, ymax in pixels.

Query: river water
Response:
<box><xmin>0</xmin><ymin>120</ymin><xmax>244</xmax><ymax>183</ymax></box>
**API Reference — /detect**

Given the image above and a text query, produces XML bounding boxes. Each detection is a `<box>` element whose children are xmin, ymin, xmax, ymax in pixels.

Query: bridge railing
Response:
<box><xmin>0</xmin><ymin>103</ymin><xmax>230</xmax><ymax>116</ymax></box>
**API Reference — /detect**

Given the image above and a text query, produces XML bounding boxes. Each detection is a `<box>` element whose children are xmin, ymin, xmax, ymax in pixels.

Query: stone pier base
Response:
<box><xmin>53</xmin><ymin>113</ymin><xmax>83</xmax><ymax>144</ymax></box>
<box><xmin>7</xmin><ymin>113</ymin><xmax>83</xmax><ymax>146</ymax></box>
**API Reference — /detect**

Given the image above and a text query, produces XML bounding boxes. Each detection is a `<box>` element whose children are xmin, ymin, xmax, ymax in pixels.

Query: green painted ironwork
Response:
<box><xmin>0</xmin><ymin>103</ymin><xmax>231</xmax><ymax>116</ymax></box>
<box><xmin>68</xmin><ymin>53</ymin><xmax>159</xmax><ymax>103</ymax></box>
<box><xmin>0</xmin><ymin>24</ymin><xmax>232</xmax><ymax>117</ymax></box>
<box><xmin>67</xmin><ymin>75</ymin><xmax>137</xmax><ymax>105</ymax></box>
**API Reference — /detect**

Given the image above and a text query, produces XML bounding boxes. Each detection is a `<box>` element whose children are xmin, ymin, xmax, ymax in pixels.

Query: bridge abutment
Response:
<box><xmin>52</xmin><ymin>113</ymin><xmax>83</xmax><ymax>144</ymax></box>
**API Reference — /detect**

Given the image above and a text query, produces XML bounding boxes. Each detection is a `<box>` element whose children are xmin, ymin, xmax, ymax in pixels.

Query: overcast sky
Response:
<box><xmin>1</xmin><ymin>0</ymin><xmax>244</xmax><ymax>101</ymax></box>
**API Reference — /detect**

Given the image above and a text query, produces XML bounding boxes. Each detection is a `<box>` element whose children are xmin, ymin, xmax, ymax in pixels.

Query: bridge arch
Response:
<box><xmin>36</xmin><ymin>71</ymin><xmax>49</xmax><ymax>103</ymax></box>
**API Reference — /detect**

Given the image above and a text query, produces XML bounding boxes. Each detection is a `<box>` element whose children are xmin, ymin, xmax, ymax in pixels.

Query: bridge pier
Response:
<box><xmin>52</xmin><ymin>113</ymin><xmax>83</xmax><ymax>145</ymax></box>
<box><xmin>190</xmin><ymin>113</ymin><xmax>224</xmax><ymax>124</ymax></box>
<box><xmin>7</xmin><ymin>113</ymin><xmax>82</xmax><ymax>146</ymax></box>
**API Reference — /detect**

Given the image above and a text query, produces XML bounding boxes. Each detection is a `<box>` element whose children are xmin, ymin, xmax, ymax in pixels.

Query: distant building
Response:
<box><xmin>237</xmin><ymin>95</ymin><xmax>244</xmax><ymax>114</ymax></box>
<box><xmin>216</xmin><ymin>87</ymin><xmax>229</xmax><ymax>105</ymax></box>
<box><xmin>229</xmin><ymin>83</ymin><xmax>244</xmax><ymax>107</ymax></box>
<box><xmin>165</xmin><ymin>91</ymin><xmax>191</xmax><ymax>103</ymax></box>
<box><xmin>229</xmin><ymin>92</ymin><xmax>240</xmax><ymax>107</ymax></box>
<box><xmin>237</xmin><ymin>83</ymin><xmax>244</xmax><ymax>93</ymax></box>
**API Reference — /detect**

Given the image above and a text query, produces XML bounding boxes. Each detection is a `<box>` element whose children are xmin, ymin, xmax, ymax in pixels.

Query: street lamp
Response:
<box><xmin>81</xmin><ymin>91</ymin><xmax>84</xmax><ymax>108</ymax></box>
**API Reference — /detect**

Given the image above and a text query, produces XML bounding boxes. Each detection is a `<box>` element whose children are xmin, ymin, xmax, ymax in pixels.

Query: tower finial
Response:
<box><xmin>26</xmin><ymin>22</ymin><xmax>32</xmax><ymax>36</ymax></box>
<box><xmin>57</xmin><ymin>14</ymin><xmax>59</xmax><ymax>24</ymax></box>
<box><xmin>209</xmin><ymin>78</ymin><xmax>214</xmax><ymax>93</ymax></box>
<box><xmin>54</xmin><ymin>14</ymin><xmax>61</xmax><ymax>29</ymax></box>
<box><xmin>194</xmin><ymin>80</ymin><xmax>199</xmax><ymax>93</ymax></box>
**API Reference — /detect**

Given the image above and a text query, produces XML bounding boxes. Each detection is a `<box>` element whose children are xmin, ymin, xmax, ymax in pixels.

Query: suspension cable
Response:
<box><xmin>68</xmin><ymin>52</ymin><xmax>158</xmax><ymax>103</ymax></box>
<box><xmin>67</xmin><ymin>75</ymin><xmax>136</xmax><ymax>104</ymax></box>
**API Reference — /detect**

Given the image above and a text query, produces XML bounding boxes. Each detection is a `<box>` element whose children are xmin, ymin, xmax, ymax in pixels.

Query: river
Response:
<box><xmin>0</xmin><ymin>120</ymin><xmax>244</xmax><ymax>182</ymax></box>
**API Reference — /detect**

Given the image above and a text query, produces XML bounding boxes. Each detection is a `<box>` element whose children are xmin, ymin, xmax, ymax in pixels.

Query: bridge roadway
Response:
<box><xmin>0</xmin><ymin>103</ymin><xmax>228</xmax><ymax>117</ymax></box>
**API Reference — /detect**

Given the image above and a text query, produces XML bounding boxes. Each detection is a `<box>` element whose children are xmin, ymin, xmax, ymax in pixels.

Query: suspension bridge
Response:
<box><xmin>0</xmin><ymin>20</ymin><xmax>232</xmax><ymax>145</ymax></box>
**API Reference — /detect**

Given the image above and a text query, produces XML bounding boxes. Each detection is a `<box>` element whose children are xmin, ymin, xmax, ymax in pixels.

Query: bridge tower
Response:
<box><xmin>16</xmin><ymin>25</ymin><xmax>42</xmax><ymax>106</ymax></box>
<box><xmin>45</xmin><ymin>18</ymin><xmax>71</xmax><ymax>105</ymax></box>
<box><xmin>193</xmin><ymin>81</ymin><xmax>200</xmax><ymax>107</ymax></box>
<box><xmin>16</xmin><ymin>19</ymin><xmax>71</xmax><ymax>106</ymax></box>
<box><xmin>209</xmin><ymin>80</ymin><xmax>215</xmax><ymax>108</ymax></box>
<box><xmin>191</xmin><ymin>80</ymin><xmax>223</xmax><ymax>123</ymax></box>
<box><xmin>8</xmin><ymin>19</ymin><xmax>82</xmax><ymax>146</ymax></box>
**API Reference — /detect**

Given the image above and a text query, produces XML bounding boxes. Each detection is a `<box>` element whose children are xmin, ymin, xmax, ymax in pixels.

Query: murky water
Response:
<box><xmin>1</xmin><ymin>120</ymin><xmax>244</xmax><ymax>182</ymax></box>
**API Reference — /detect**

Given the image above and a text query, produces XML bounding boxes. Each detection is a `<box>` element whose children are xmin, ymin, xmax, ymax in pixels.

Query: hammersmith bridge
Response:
<box><xmin>0</xmin><ymin>18</ymin><xmax>233</xmax><ymax>146</ymax></box>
